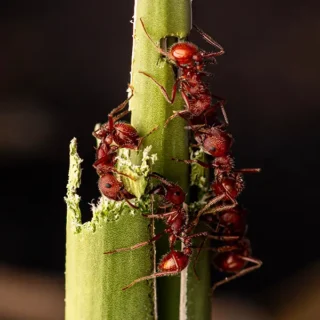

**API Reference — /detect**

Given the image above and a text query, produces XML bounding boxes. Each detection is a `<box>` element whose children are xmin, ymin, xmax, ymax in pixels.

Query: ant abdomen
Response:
<box><xmin>158</xmin><ymin>250</ymin><xmax>189</xmax><ymax>272</ymax></box>
<box><xmin>213</xmin><ymin>251</ymin><xmax>248</xmax><ymax>273</ymax></box>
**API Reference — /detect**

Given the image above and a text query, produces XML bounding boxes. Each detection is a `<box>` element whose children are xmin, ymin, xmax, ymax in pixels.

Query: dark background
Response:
<box><xmin>0</xmin><ymin>0</ymin><xmax>319</xmax><ymax>318</ymax></box>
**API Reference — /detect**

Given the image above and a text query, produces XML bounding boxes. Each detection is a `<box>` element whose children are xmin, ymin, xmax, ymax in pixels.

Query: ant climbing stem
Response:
<box><xmin>104</xmin><ymin>172</ymin><xmax>214</xmax><ymax>291</ymax></box>
<box><xmin>139</xmin><ymin>70</ymin><xmax>229</xmax><ymax>128</ymax></box>
<box><xmin>140</xmin><ymin>18</ymin><xmax>225</xmax><ymax>68</ymax></box>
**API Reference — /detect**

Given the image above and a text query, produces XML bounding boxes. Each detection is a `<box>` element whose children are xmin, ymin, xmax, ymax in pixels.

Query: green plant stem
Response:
<box><xmin>130</xmin><ymin>1</ymin><xmax>190</xmax><ymax>319</ymax></box>
<box><xmin>65</xmin><ymin>140</ymin><xmax>155</xmax><ymax>320</ymax></box>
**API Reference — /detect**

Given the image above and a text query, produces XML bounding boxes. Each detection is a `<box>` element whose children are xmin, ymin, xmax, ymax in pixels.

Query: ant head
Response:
<box><xmin>170</xmin><ymin>42</ymin><xmax>199</xmax><ymax>67</ymax></box>
<box><xmin>165</xmin><ymin>184</ymin><xmax>186</xmax><ymax>205</ymax></box>
<box><xmin>213</xmin><ymin>250</ymin><xmax>248</xmax><ymax>273</ymax></box>
<box><xmin>98</xmin><ymin>173</ymin><xmax>122</xmax><ymax>200</ymax></box>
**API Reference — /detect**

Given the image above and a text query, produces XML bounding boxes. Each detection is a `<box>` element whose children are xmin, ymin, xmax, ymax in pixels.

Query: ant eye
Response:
<box><xmin>105</xmin><ymin>183</ymin><xmax>112</xmax><ymax>188</ymax></box>
<box><xmin>174</xmin><ymin>191</ymin><xmax>181</xmax><ymax>196</ymax></box>
<box><xmin>210</xmin><ymin>146</ymin><xmax>216</xmax><ymax>151</ymax></box>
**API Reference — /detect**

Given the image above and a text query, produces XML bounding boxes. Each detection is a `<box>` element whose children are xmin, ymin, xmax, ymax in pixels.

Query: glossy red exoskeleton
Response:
<box><xmin>148</xmin><ymin>172</ymin><xmax>186</xmax><ymax>206</ymax></box>
<box><xmin>172</xmin><ymin>155</ymin><xmax>260</xmax><ymax>225</ymax></box>
<box><xmin>139</xmin><ymin>19</ymin><xmax>228</xmax><ymax>127</ymax></box>
<box><xmin>202</xmin><ymin>205</ymin><xmax>248</xmax><ymax>238</ymax></box>
<box><xmin>98</xmin><ymin>173</ymin><xmax>137</xmax><ymax>209</ymax></box>
<box><xmin>193</xmin><ymin>125</ymin><xmax>233</xmax><ymax>157</ymax></box>
<box><xmin>104</xmin><ymin>173</ymin><xmax>211</xmax><ymax>290</ymax></box>
<box><xmin>93</xmin><ymin>91</ymin><xmax>142</xmax><ymax>150</ymax></box>
<box><xmin>140</xmin><ymin>70</ymin><xmax>228</xmax><ymax>127</ymax></box>
<box><xmin>104</xmin><ymin>202</ymin><xmax>208</xmax><ymax>290</ymax></box>
<box><xmin>140</xmin><ymin>18</ymin><xmax>224</xmax><ymax>69</ymax></box>
<box><xmin>211</xmin><ymin>238</ymin><xmax>262</xmax><ymax>292</ymax></box>
<box><xmin>93</xmin><ymin>88</ymin><xmax>157</xmax><ymax>151</ymax></box>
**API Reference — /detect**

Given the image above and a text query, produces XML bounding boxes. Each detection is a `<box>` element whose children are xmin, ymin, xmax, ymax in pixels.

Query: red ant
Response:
<box><xmin>140</xmin><ymin>18</ymin><xmax>225</xmax><ymax>69</ymax></box>
<box><xmin>172</xmin><ymin>155</ymin><xmax>260</xmax><ymax>225</ymax></box>
<box><xmin>211</xmin><ymin>238</ymin><xmax>262</xmax><ymax>292</ymax></box>
<box><xmin>93</xmin><ymin>88</ymin><xmax>158</xmax><ymax>150</ymax></box>
<box><xmin>148</xmin><ymin>172</ymin><xmax>186</xmax><ymax>206</ymax></box>
<box><xmin>139</xmin><ymin>19</ymin><xmax>228</xmax><ymax>127</ymax></box>
<box><xmin>191</xmin><ymin>207</ymin><xmax>261</xmax><ymax>291</ymax></box>
<box><xmin>201</xmin><ymin>205</ymin><xmax>248</xmax><ymax>238</ymax></box>
<box><xmin>93</xmin><ymin>141</ymin><xmax>138</xmax><ymax>208</ymax></box>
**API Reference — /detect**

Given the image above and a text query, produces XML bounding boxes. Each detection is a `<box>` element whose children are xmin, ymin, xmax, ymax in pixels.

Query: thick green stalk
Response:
<box><xmin>65</xmin><ymin>140</ymin><xmax>155</xmax><ymax>320</ymax></box>
<box><xmin>130</xmin><ymin>1</ymin><xmax>210</xmax><ymax>320</ymax></box>
<box><xmin>130</xmin><ymin>1</ymin><xmax>189</xmax><ymax>319</ymax></box>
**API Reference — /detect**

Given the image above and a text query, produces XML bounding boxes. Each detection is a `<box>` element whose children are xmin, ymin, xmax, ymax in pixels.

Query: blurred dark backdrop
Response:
<box><xmin>0</xmin><ymin>0</ymin><xmax>319</xmax><ymax>319</ymax></box>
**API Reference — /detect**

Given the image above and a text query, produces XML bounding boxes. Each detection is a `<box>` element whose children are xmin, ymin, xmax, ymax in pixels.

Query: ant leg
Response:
<box><xmin>165</xmin><ymin>110</ymin><xmax>190</xmax><ymax>127</ymax></box>
<box><xmin>113</xmin><ymin>110</ymin><xmax>130</xmax><ymax>122</ymax></box>
<box><xmin>149</xmin><ymin>172</ymin><xmax>175</xmax><ymax>187</ymax></box>
<box><xmin>234</xmin><ymin>168</ymin><xmax>261</xmax><ymax>173</ymax></box>
<box><xmin>109</xmin><ymin>90</ymin><xmax>134</xmax><ymax>116</ymax></box>
<box><xmin>140</xmin><ymin>18</ymin><xmax>168</xmax><ymax>57</ymax></box>
<box><xmin>143</xmin><ymin>210</ymin><xmax>177</xmax><ymax>219</ymax></box>
<box><xmin>193</xmin><ymin>24</ymin><xmax>225</xmax><ymax>57</ymax></box>
<box><xmin>192</xmin><ymin>237</ymin><xmax>208</xmax><ymax>280</ymax></box>
<box><xmin>111</xmin><ymin>168</ymin><xmax>136</xmax><ymax>181</ymax></box>
<box><xmin>122</xmin><ymin>270</ymin><xmax>179</xmax><ymax>291</ymax></box>
<box><xmin>104</xmin><ymin>232</ymin><xmax>163</xmax><ymax>255</ymax></box>
<box><xmin>211</xmin><ymin>257</ymin><xmax>262</xmax><ymax>293</ymax></box>
<box><xmin>171</xmin><ymin>158</ymin><xmax>211</xmax><ymax>169</ymax></box>
<box><xmin>212</xmin><ymin>100</ymin><xmax>229</xmax><ymax>125</ymax></box>
<box><xmin>198</xmin><ymin>194</ymin><xmax>227</xmax><ymax>216</ymax></box>
<box><xmin>203</xmin><ymin>203</ymin><xmax>238</xmax><ymax>216</ymax></box>
<box><xmin>122</xmin><ymin>196</ymin><xmax>139</xmax><ymax>209</ymax></box>
<box><xmin>207</xmin><ymin>235</ymin><xmax>240</xmax><ymax>241</ymax></box>
<box><xmin>190</xmin><ymin>194</ymin><xmax>227</xmax><ymax>228</ymax></box>
<box><xmin>139</xmin><ymin>71</ymin><xmax>179</xmax><ymax>104</ymax></box>
<box><xmin>137</xmin><ymin>125</ymin><xmax>159</xmax><ymax>148</ymax></box>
